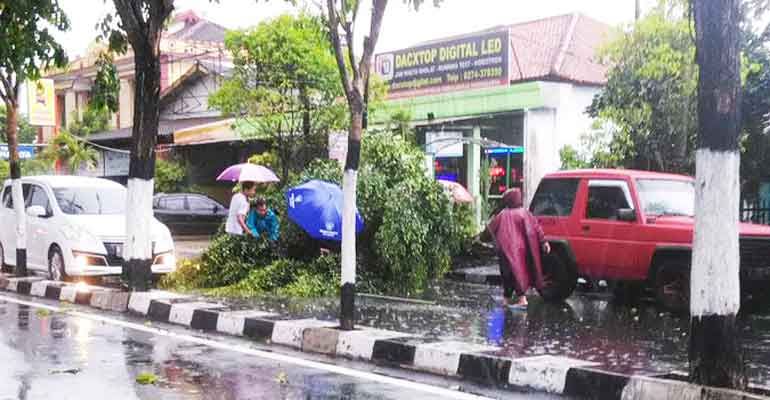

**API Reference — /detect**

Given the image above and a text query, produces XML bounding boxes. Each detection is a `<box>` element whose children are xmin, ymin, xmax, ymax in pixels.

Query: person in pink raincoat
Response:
<box><xmin>484</xmin><ymin>188</ymin><xmax>550</xmax><ymax>308</ymax></box>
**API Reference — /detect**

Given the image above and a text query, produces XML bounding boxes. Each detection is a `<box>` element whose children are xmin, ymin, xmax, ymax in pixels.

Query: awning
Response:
<box><xmin>172</xmin><ymin>118</ymin><xmax>238</xmax><ymax>145</ymax></box>
<box><xmin>89</xmin><ymin>117</ymin><xmax>225</xmax><ymax>143</ymax></box>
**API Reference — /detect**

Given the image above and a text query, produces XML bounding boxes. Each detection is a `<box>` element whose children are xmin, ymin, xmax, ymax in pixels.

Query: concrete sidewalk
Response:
<box><xmin>1</xmin><ymin>274</ymin><xmax>768</xmax><ymax>400</ymax></box>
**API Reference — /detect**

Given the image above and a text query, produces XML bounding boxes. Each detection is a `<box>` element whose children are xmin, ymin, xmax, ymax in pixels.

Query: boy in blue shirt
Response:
<box><xmin>247</xmin><ymin>198</ymin><xmax>280</xmax><ymax>241</ymax></box>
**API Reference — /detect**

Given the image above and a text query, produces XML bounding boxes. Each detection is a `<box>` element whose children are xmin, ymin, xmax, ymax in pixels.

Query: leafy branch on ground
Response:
<box><xmin>161</xmin><ymin>132</ymin><xmax>476</xmax><ymax>298</ymax></box>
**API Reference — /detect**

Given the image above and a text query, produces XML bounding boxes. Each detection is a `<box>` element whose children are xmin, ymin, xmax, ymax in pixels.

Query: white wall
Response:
<box><xmin>159</xmin><ymin>74</ymin><xmax>221</xmax><ymax>120</ymax></box>
<box><xmin>523</xmin><ymin>81</ymin><xmax>601</xmax><ymax>205</ymax></box>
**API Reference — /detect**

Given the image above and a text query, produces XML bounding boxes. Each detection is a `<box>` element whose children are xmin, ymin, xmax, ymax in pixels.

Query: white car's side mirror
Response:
<box><xmin>26</xmin><ymin>205</ymin><xmax>47</xmax><ymax>218</ymax></box>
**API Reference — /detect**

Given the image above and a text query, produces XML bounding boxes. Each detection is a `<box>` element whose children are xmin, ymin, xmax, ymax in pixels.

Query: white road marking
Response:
<box><xmin>0</xmin><ymin>294</ymin><xmax>492</xmax><ymax>400</ymax></box>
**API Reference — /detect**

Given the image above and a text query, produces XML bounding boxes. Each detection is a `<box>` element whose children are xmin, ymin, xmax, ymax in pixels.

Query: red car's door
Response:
<box><xmin>574</xmin><ymin>179</ymin><xmax>641</xmax><ymax>280</ymax></box>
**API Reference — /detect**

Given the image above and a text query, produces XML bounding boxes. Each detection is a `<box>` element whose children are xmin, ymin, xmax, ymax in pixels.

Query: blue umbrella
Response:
<box><xmin>286</xmin><ymin>180</ymin><xmax>364</xmax><ymax>241</ymax></box>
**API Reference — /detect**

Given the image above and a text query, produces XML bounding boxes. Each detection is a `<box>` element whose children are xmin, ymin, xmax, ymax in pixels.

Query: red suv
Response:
<box><xmin>529</xmin><ymin>169</ymin><xmax>770</xmax><ymax>309</ymax></box>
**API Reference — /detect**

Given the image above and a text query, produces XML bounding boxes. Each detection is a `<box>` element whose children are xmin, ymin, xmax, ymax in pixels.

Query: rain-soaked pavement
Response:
<box><xmin>219</xmin><ymin>282</ymin><xmax>770</xmax><ymax>386</ymax></box>
<box><xmin>0</xmin><ymin>296</ymin><xmax>562</xmax><ymax>400</ymax></box>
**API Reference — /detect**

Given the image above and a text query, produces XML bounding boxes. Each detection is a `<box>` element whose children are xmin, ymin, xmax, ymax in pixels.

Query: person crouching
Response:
<box><xmin>247</xmin><ymin>197</ymin><xmax>280</xmax><ymax>241</ymax></box>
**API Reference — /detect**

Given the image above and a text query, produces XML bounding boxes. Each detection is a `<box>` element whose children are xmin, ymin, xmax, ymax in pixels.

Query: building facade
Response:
<box><xmin>374</xmin><ymin>13</ymin><xmax>611</xmax><ymax>218</ymax></box>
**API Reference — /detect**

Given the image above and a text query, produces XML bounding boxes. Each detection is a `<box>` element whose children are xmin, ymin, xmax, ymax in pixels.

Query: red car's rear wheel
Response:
<box><xmin>537</xmin><ymin>249</ymin><xmax>578</xmax><ymax>303</ymax></box>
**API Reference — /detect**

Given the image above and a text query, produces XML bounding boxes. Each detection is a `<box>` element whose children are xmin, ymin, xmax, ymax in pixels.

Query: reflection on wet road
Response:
<box><xmin>0</xmin><ymin>298</ymin><xmax>559</xmax><ymax>400</ymax></box>
<box><xmin>223</xmin><ymin>282</ymin><xmax>770</xmax><ymax>385</ymax></box>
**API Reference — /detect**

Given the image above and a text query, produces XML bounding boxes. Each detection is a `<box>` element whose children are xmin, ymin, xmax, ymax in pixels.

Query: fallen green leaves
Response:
<box><xmin>136</xmin><ymin>372</ymin><xmax>159</xmax><ymax>385</ymax></box>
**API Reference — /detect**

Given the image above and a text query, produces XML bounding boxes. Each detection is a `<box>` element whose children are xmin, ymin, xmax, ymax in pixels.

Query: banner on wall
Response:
<box><xmin>27</xmin><ymin>79</ymin><xmax>56</xmax><ymax>126</ymax></box>
<box><xmin>375</xmin><ymin>29</ymin><xmax>510</xmax><ymax>99</ymax></box>
<box><xmin>0</xmin><ymin>144</ymin><xmax>36</xmax><ymax>160</ymax></box>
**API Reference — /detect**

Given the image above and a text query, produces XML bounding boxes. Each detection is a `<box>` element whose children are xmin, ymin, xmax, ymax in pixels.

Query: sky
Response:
<box><xmin>53</xmin><ymin>0</ymin><xmax>659</xmax><ymax>59</ymax></box>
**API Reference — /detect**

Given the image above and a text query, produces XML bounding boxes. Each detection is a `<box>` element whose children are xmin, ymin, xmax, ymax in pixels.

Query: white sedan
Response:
<box><xmin>0</xmin><ymin>176</ymin><xmax>176</xmax><ymax>281</ymax></box>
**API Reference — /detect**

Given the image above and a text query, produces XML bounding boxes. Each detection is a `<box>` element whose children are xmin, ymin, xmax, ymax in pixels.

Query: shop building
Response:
<box><xmin>373</xmin><ymin>13</ymin><xmax>612</xmax><ymax>218</ymax></box>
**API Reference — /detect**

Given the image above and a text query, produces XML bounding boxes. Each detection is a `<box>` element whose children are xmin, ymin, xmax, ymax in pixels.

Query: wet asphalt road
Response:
<box><xmin>0</xmin><ymin>295</ymin><xmax>563</xmax><ymax>400</ymax></box>
<box><xmin>218</xmin><ymin>282</ymin><xmax>770</xmax><ymax>386</ymax></box>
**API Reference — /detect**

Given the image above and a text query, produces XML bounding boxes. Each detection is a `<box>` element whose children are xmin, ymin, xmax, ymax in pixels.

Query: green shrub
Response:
<box><xmin>158</xmin><ymin>258</ymin><xmax>205</xmax><ymax>291</ymax></box>
<box><xmin>208</xmin><ymin>258</ymin><xmax>304</xmax><ymax>297</ymax></box>
<box><xmin>155</xmin><ymin>158</ymin><xmax>187</xmax><ymax>194</ymax></box>
<box><xmin>208</xmin><ymin>254</ymin><xmax>339</xmax><ymax>298</ymax></box>
<box><xmin>196</xmin><ymin>234</ymin><xmax>281</xmax><ymax>288</ymax></box>
<box><xmin>283</xmin><ymin>133</ymin><xmax>474</xmax><ymax>296</ymax></box>
<box><xmin>277</xmin><ymin>269</ymin><xmax>339</xmax><ymax>297</ymax></box>
<box><xmin>162</xmin><ymin>133</ymin><xmax>476</xmax><ymax>298</ymax></box>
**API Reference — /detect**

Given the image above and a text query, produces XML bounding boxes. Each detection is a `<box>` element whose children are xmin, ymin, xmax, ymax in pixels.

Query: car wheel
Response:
<box><xmin>537</xmin><ymin>248</ymin><xmax>578</xmax><ymax>303</ymax></box>
<box><xmin>48</xmin><ymin>246</ymin><xmax>68</xmax><ymax>282</ymax></box>
<box><xmin>654</xmin><ymin>259</ymin><xmax>690</xmax><ymax>313</ymax></box>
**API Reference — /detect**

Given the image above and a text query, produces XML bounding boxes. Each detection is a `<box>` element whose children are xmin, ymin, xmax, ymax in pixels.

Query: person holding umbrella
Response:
<box><xmin>247</xmin><ymin>198</ymin><xmax>280</xmax><ymax>241</ymax></box>
<box><xmin>218</xmin><ymin>163</ymin><xmax>281</xmax><ymax>237</ymax></box>
<box><xmin>225</xmin><ymin>181</ymin><xmax>257</xmax><ymax>236</ymax></box>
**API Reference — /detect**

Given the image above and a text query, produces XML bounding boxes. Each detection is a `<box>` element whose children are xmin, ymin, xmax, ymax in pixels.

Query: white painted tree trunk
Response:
<box><xmin>124</xmin><ymin>178</ymin><xmax>154</xmax><ymax>288</ymax></box>
<box><xmin>340</xmin><ymin>168</ymin><xmax>358</xmax><ymax>329</ymax></box>
<box><xmin>11</xmin><ymin>178</ymin><xmax>26</xmax><ymax>273</ymax></box>
<box><xmin>691</xmin><ymin>149</ymin><xmax>741</xmax><ymax>317</ymax></box>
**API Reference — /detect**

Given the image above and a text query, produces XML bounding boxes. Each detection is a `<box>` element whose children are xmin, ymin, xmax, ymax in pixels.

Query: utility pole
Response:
<box><xmin>635</xmin><ymin>0</ymin><xmax>641</xmax><ymax>21</ymax></box>
<box><xmin>690</xmin><ymin>0</ymin><xmax>746</xmax><ymax>389</ymax></box>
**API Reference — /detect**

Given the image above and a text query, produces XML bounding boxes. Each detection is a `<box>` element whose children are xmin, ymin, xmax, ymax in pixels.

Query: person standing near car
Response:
<box><xmin>225</xmin><ymin>181</ymin><xmax>257</xmax><ymax>236</ymax></box>
<box><xmin>483</xmin><ymin>188</ymin><xmax>550</xmax><ymax>309</ymax></box>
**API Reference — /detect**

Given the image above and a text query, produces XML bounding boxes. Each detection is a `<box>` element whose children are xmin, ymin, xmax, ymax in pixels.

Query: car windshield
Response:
<box><xmin>53</xmin><ymin>186</ymin><xmax>126</xmax><ymax>215</ymax></box>
<box><xmin>636</xmin><ymin>179</ymin><xmax>695</xmax><ymax>217</ymax></box>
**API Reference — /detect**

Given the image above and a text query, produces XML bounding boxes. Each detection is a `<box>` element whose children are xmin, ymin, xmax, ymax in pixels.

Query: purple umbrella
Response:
<box><xmin>216</xmin><ymin>163</ymin><xmax>279</xmax><ymax>183</ymax></box>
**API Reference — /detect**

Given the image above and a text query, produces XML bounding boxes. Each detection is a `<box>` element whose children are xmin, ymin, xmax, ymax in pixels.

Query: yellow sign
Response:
<box><xmin>27</xmin><ymin>79</ymin><xmax>55</xmax><ymax>126</ymax></box>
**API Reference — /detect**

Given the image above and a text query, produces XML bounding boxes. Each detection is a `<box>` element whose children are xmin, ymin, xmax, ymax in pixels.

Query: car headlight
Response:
<box><xmin>153</xmin><ymin>252</ymin><xmax>176</xmax><ymax>267</ymax></box>
<box><xmin>72</xmin><ymin>251</ymin><xmax>108</xmax><ymax>268</ymax></box>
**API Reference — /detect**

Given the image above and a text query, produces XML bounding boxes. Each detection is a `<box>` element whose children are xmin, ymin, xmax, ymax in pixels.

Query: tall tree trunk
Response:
<box><xmin>327</xmin><ymin>0</ymin><xmax>388</xmax><ymax>332</ymax></box>
<box><xmin>124</xmin><ymin>46</ymin><xmax>161</xmax><ymax>291</ymax></box>
<box><xmin>635</xmin><ymin>0</ymin><xmax>641</xmax><ymax>21</ymax></box>
<box><xmin>690</xmin><ymin>0</ymin><xmax>745</xmax><ymax>389</ymax></box>
<box><xmin>5</xmin><ymin>104</ymin><xmax>26</xmax><ymax>277</ymax></box>
<box><xmin>340</xmin><ymin>106</ymin><xmax>362</xmax><ymax>331</ymax></box>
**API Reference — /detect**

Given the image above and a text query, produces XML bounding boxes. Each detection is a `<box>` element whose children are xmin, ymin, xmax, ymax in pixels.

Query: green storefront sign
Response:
<box><xmin>373</xmin><ymin>82</ymin><xmax>544</xmax><ymax>125</ymax></box>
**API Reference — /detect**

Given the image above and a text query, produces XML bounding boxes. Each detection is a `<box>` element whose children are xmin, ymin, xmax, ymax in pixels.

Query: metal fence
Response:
<box><xmin>741</xmin><ymin>199</ymin><xmax>770</xmax><ymax>225</ymax></box>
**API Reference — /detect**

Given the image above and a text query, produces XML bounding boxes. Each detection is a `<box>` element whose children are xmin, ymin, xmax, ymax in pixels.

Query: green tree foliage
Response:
<box><xmin>559</xmin><ymin>121</ymin><xmax>635</xmax><ymax>169</ymax></box>
<box><xmin>90</xmin><ymin>52</ymin><xmax>120</xmax><ymax>114</ymax></box>
<box><xmin>66</xmin><ymin>107</ymin><xmax>111</xmax><ymax>137</ymax></box>
<box><xmin>39</xmin><ymin>131</ymin><xmax>98</xmax><ymax>174</ymax></box>
<box><xmin>0</xmin><ymin>106</ymin><xmax>38</xmax><ymax>144</ymax></box>
<box><xmin>154</xmin><ymin>158</ymin><xmax>187</xmax><ymax>193</ymax></box>
<box><xmin>582</xmin><ymin>0</ymin><xmax>770</xmax><ymax>199</ymax></box>
<box><xmin>0</xmin><ymin>0</ymin><xmax>69</xmax><ymax>167</ymax></box>
<box><xmin>588</xmin><ymin>4</ymin><xmax>697</xmax><ymax>173</ymax></box>
<box><xmin>290</xmin><ymin>133</ymin><xmax>471</xmax><ymax>296</ymax></box>
<box><xmin>64</xmin><ymin>52</ymin><xmax>119</xmax><ymax>137</ymax></box>
<box><xmin>740</xmin><ymin>36</ymin><xmax>770</xmax><ymax>198</ymax></box>
<box><xmin>210</xmin><ymin>14</ymin><xmax>346</xmax><ymax>182</ymax></box>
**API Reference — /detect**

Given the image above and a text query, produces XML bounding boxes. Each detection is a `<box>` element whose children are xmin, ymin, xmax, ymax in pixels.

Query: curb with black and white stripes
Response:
<box><xmin>1</xmin><ymin>274</ymin><xmax>768</xmax><ymax>400</ymax></box>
